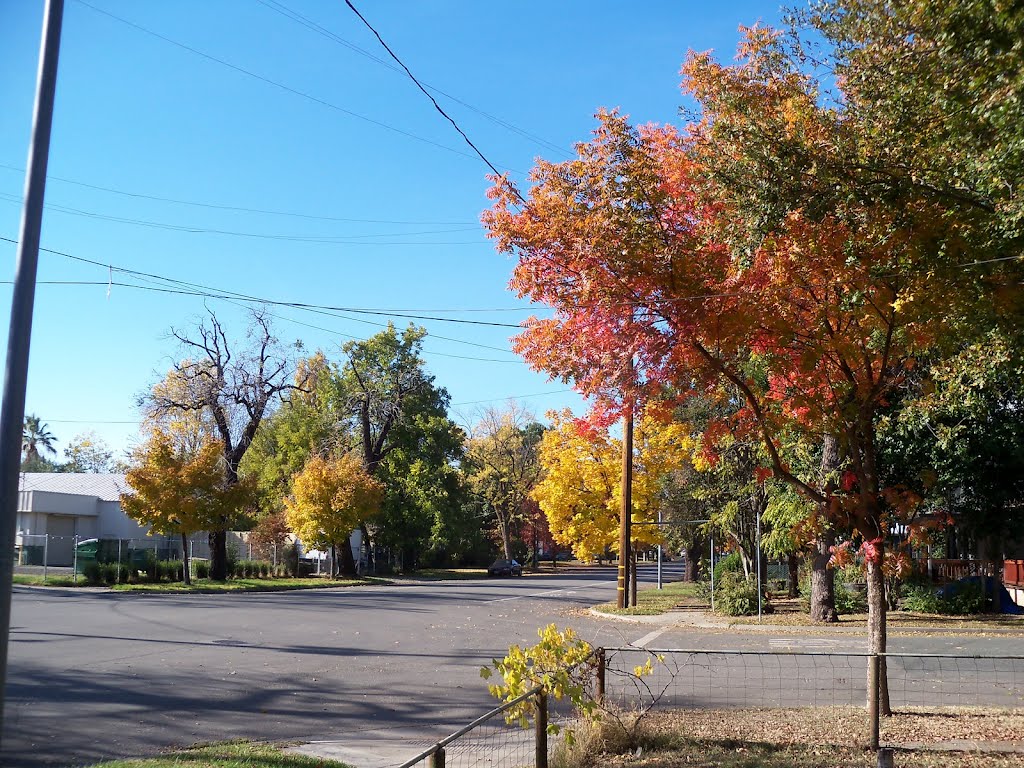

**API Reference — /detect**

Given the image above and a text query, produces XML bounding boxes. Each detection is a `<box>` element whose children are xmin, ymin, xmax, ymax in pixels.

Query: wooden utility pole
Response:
<box><xmin>616</xmin><ymin>406</ymin><xmax>634</xmax><ymax>609</ymax></box>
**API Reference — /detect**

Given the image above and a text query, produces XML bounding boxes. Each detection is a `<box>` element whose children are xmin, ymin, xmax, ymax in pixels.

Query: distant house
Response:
<box><xmin>16</xmin><ymin>473</ymin><xmax>150</xmax><ymax>566</ymax></box>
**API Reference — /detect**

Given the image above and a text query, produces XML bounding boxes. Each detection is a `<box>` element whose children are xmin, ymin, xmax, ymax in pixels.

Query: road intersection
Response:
<box><xmin>3</xmin><ymin>564</ymin><xmax>1019</xmax><ymax>767</ymax></box>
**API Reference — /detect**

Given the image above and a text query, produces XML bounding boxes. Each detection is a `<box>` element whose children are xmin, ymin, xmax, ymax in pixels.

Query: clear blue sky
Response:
<box><xmin>0</xmin><ymin>0</ymin><xmax>784</xmax><ymax>459</ymax></box>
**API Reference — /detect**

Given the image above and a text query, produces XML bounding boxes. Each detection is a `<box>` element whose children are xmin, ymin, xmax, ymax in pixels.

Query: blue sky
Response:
<box><xmin>1</xmin><ymin>0</ymin><xmax>785</xmax><ymax>459</ymax></box>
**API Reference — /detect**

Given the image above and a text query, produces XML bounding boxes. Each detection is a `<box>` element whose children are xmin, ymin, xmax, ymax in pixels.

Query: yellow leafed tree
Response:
<box><xmin>285</xmin><ymin>452</ymin><xmax>383</xmax><ymax>578</ymax></box>
<box><xmin>533</xmin><ymin>409</ymin><xmax>693</xmax><ymax>561</ymax></box>
<box><xmin>122</xmin><ymin>430</ymin><xmax>251</xmax><ymax>584</ymax></box>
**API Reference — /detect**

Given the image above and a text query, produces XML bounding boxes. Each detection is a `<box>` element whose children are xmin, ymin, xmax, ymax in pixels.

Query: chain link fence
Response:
<box><xmin>13</xmin><ymin>532</ymin><xmax>279</xmax><ymax>583</ymax></box>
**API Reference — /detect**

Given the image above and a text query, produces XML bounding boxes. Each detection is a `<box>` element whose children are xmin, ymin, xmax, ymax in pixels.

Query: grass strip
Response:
<box><xmin>593</xmin><ymin>580</ymin><xmax>703</xmax><ymax>615</ymax></box>
<box><xmin>83</xmin><ymin>740</ymin><xmax>351</xmax><ymax>767</ymax></box>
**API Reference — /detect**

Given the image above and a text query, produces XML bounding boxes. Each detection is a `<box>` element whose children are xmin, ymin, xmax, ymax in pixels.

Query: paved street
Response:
<box><xmin>2</xmin><ymin>564</ymin><xmax>1020</xmax><ymax>767</ymax></box>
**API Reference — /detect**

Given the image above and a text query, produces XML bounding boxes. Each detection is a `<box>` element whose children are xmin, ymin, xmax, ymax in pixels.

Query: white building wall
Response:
<box><xmin>96</xmin><ymin>501</ymin><xmax>149</xmax><ymax>539</ymax></box>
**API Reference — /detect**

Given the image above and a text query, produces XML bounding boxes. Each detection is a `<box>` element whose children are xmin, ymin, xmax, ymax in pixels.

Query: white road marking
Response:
<box><xmin>483</xmin><ymin>580</ymin><xmax>617</xmax><ymax>603</ymax></box>
<box><xmin>767</xmin><ymin>638</ymin><xmax>848</xmax><ymax>648</ymax></box>
<box><xmin>632</xmin><ymin>627</ymin><xmax>669</xmax><ymax>648</ymax></box>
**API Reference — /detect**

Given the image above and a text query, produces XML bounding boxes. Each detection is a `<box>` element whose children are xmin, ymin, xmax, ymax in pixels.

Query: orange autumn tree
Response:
<box><xmin>484</xmin><ymin>38</ymin><xmax>992</xmax><ymax>706</ymax></box>
<box><xmin>122</xmin><ymin>430</ymin><xmax>252</xmax><ymax>585</ymax></box>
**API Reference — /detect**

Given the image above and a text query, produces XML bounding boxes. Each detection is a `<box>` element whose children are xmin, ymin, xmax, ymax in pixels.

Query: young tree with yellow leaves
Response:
<box><xmin>285</xmin><ymin>452</ymin><xmax>383</xmax><ymax>578</ymax></box>
<box><xmin>121</xmin><ymin>430</ymin><xmax>252</xmax><ymax>585</ymax></box>
<box><xmin>533</xmin><ymin>409</ymin><xmax>692</xmax><ymax>564</ymax></box>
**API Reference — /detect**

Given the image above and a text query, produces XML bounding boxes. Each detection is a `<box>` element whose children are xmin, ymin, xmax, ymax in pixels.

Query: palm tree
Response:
<box><xmin>22</xmin><ymin>414</ymin><xmax>57</xmax><ymax>465</ymax></box>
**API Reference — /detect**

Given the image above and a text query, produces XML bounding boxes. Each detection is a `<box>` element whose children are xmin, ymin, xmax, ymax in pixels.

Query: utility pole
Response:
<box><xmin>0</xmin><ymin>0</ymin><xmax>64</xmax><ymax>744</ymax></box>
<box><xmin>616</xmin><ymin>406</ymin><xmax>634</xmax><ymax>609</ymax></box>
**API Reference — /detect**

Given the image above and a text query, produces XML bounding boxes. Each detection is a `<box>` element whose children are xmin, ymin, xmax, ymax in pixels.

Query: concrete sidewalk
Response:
<box><xmin>588</xmin><ymin>605</ymin><xmax>1024</xmax><ymax>635</ymax></box>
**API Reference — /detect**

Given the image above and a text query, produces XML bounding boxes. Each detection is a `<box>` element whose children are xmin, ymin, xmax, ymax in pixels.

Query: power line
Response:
<box><xmin>341</xmin><ymin>0</ymin><xmax>515</xmax><ymax>183</ymax></box>
<box><xmin>74</xmin><ymin>0</ymin><xmax>520</xmax><ymax>172</ymax></box>
<box><xmin>257</xmin><ymin>0</ymin><xmax>571</xmax><ymax>158</ymax></box>
<box><xmin>0</xmin><ymin>191</ymin><xmax>482</xmax><ymax>245</ymax></box>
<box><xmin>0</xmin><ymin>237</ymin><xmax>525</xmax><ymax>350</ymax></box>
<box><xmin>0</xmin><ymin>162</ymin><xmax>477</xmax><ymax>226</ymax></box>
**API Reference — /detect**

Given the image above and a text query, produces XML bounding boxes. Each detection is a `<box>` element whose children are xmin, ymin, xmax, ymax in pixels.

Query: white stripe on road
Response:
<box><xmin>483</xmin><ymin>580</ymin><xmax>617</xmax><ymax>603</ymax></box>
<box><xmin>631</xmin><ymin>627</ymin><xmax>669</xmax><ymax>648</ymax></box>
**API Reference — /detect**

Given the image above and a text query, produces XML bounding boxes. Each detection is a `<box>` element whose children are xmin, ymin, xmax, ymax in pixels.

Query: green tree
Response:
<box><xmin>22</xmin><ymin>414</ymin><xmax>57</xmax><ymax>468</ymax></box>
<box><xmin>465</xmin><ymin>404</ymin><xmax>544</xmax><ymax>560</ymax></box>
<box><xmin>62</xmin><ymin>432</ymin><xmax>114</xmax><ymax>473</ymax></box>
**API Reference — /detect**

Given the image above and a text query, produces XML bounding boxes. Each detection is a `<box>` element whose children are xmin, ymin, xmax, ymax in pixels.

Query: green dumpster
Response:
<box><xmin>75</xmin><ymin>538</ymin><xmax>99</xmax><ymax>574</ymax></box>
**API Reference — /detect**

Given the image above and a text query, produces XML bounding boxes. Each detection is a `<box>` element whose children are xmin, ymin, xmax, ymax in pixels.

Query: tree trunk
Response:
<box><xmin>811</xmin><ymin>434</ymin><xmax>840</xmax><ymax>622</ymax></box>
<box><xmin>360</xmin><ymin>522</ymin><xmax>374</xmax><ymax>575</ymax></box>
<box><xmin>787</xmin><ymin>553</ymin><xmax>799</xmax><ymax>598</ymax></box>
<box><xmin>182</xmin><ymin>533</ymin><xmax>191</xmax><ymax>585</ymax></box>
<box><xmin>811</xmin><ymin>530</ymin><xmax>838</xmax><ymax>622</ymax></box>
<box><xmin>339</xmin><ymin>536</ymin><xmax>357</xmax><ymax>576</ymax></box>
<box><xmin>866</xmin><ymin>554</ymin><xmax>891</xmax><ymax>715</ymax></box>
<box><xmin>684</xmin><ymin>541</ymin><xmax>703</xmax><ymax>582</ymax></box>
<box><xmin>499</xmin><ymin>515</ymin><xmax>513</xmax><ymax>560</ymax></box>
<box><xmin>209</xmin><ymin>530</ymin><xmax>227</xmax><ymax>581</ymax></box>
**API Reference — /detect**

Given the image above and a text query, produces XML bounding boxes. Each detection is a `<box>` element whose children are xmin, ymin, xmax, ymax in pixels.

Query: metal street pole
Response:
<box><xmin>616</xmin><ymin>407</ymin><xmax>634</xmax><ymax>609</ymax></box>
<box><xmin>756</xmin><ymin>507</ymin><xmax>763</xmax><ymax>622</ymax></box>
<box><xmin>0</xmin><ymin>0</ymin><xmax>65</xmax><ymax>744</ymax></box>
<box><xmin>656</xmin><ymin>508</ymin><xmax>663</xmax><ymax>590</ymax></box>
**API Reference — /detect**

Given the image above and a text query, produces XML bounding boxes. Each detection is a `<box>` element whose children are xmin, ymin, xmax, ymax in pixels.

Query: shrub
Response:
<box><xmin>713</xmin><ymin>552</ymin><xmax>743</xmax><ymax>583</ymax></box>
<box><xmin>834</xmin><ymin>581</ymin><xmax>868</xmax><ymax>614</ymax></box>
<box><xmin>714</xmin><ymin>571</ymin><xmax>770</xmax><ymax>616</ymax></box>
<box><xmin>195</xmin><ymin>560</ymin><xmax>210</xmax><ymax>579</ymax></box>
<box><xmin>82</xmin><ymin>561</ymin><xmax>104</xmax><ymax>585</ymax></box>
<box><xmin>902</xmin><ymin>579</ymin><xmax>989</xmax><ymax>615</ymax></box>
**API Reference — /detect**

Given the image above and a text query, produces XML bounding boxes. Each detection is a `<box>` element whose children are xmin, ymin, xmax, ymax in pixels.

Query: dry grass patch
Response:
<box><xmin>556</xmin><ymin>707</ymin><xmax>1024</xmax><ymax>768</ymax></box>
<box><xmin>727</xmin><ymin>598</ymin><xmax>1024</xmax><ymax>632</ymax></box>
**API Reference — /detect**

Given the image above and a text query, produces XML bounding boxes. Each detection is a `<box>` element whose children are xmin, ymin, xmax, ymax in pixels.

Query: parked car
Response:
<box><xmin>487</xmin><ymin>559</ymin><xmax>523</xmax><ymax>577</ymax></box>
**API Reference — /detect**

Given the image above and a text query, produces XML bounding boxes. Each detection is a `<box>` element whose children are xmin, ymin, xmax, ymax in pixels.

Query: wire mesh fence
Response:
<box><xmin>601</xmin><ymin>647</ymin><xmax>1024</xmax><ymax>754</ymax></box>
<box><xmin>603</xmin><ymin>646</ymin><xmax>870</xmax><ymax>711</ymax></box>
<box><xmin>883</xmin><ymin>652</ymin><xmax>1024</xmax><ymax>709</ymax></box>
<box><xmin>391</xmin><ymin>647</ymin><xmax>1024</xmax><ymax>766</ymax></box>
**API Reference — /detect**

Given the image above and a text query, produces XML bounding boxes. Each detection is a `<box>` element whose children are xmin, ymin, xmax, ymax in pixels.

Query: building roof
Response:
<box><xmin>18</xmin><ymin>473</ymin><xmax>130</xmax><ymax>502</ymax></box>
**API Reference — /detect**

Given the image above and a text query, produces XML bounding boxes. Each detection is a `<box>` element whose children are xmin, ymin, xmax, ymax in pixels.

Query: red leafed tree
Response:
<box><xmin>483</xmin><ymin>42</ymin><xmax>992</xmax><ymax>708</ymax></box>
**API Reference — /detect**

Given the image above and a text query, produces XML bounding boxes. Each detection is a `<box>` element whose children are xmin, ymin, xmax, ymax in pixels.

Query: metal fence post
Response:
<box><xmin>430</xmin><ymin>747</ymin><xmax>445</xmax><ymax>768</ymax></box>
<box><xmin>535</xmin><ymin>688</ymin><xmax>548</xmax><ymax>768</ymax></box>
<box><xmin>596</xmin><ymin>648</ymin><xmax>606</xmax><ymax>702</ymax></box>
<box><xmin>72</xmin><ymin>534</ymin><xmax>78</xmax><ymax>584</ymax></box>
<box><xmin>42</xmin><ymin>534</ymin><xmax>48</xmax><ymax>583</ymax></box>
<box><xmin>868</xmin><ymin>654</ymin><xmax>880</xmax><ymax>751</ymax></box>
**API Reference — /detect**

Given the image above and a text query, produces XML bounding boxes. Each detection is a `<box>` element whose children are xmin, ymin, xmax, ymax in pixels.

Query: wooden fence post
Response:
<box><xmin>535</xmin><ymin>688</ymin><xmax>548</xmax><ymax>768</ymax></box>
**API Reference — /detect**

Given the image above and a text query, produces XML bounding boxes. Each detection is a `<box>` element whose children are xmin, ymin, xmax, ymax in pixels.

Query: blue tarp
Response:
<box><xmin>937</xmin><ymin>576</ymin><xmax>1024</xmax><ymax>615</ymax></box>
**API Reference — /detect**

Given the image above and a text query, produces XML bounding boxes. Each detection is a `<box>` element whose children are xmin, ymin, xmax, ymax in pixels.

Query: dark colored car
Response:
<box><xmin>487</xmin><ymin>559</ymin><xmax>523</xmax><ymax>577</ymax></box>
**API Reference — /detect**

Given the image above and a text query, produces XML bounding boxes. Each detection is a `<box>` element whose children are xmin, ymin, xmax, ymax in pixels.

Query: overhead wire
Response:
<box><xmin>0</xmin><ymin>191</ymin><xmax>482</xmax><ymax>245</ymax></box>
<box><xmin>257</xmin><ymin>0</ymin><xmax>571</xmax><ymax>158</ymax></box>
<box><xmin>74</xmin><ymin>0</ymin><xmax>522</xmax><ymax>173</ymax></box>
<box><xmin>339</xmin><ymin>0</ymin><xmax>528</xmax><ymax>205</ymax></box>
<box><xmin>0</xmin><ymin>162</ymin><xmax>477</xmax><ymax>226</ymax></box>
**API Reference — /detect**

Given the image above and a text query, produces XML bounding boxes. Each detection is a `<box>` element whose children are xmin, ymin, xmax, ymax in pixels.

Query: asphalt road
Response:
<box><xmin>2</xmin><ymin>564</ymin><xmax>1020</xmax><ymax>767</ymax></box>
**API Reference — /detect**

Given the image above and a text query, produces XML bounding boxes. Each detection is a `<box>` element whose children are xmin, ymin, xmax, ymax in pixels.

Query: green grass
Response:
<box><xmin>593</xmin><ymin>580</ymin><xmax>703</xmax><ymax>615</ymax></box>
<box><xmin>83</xmin><ymin>740</ymin><xmax>351</xmax><ymax>767</ymax></box>
<box><xmin>12</xmin><ymin>574</ymin><xmax>77</xmax><ymax>586</ymax></box>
